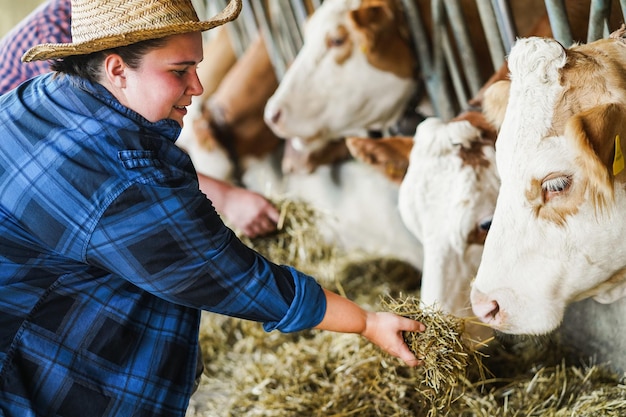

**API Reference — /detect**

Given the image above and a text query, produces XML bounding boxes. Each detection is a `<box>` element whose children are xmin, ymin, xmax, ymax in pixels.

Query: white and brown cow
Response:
<box><xmin>471</xmin><ymin>30</ymin><xmax>626</xmax><ymax>335</ymax></box>
<box><xmin>263</xmin><ymin>0</ymin><xmax>603</xmax><ymax>155</ymax></box>
<box><xmin>263</xmin><ymin>0</ymin><xmax>422</xmax><ymax>149</ymax></box>
<box><xmin>347</xmin><ymin>109</ymin><xmax>499</xmax><ymax>325</ymax></box>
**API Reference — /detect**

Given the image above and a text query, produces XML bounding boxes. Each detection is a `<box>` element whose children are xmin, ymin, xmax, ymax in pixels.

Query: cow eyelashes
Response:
<box><xmin>326</xmin><ymin>35</ymin><xmax>347</xmax><ymax>48</ymax></box>
<box><xmin>542</xmin><ymin>175</ymin><xmax>572</xmax><ymax>201</ymax></box>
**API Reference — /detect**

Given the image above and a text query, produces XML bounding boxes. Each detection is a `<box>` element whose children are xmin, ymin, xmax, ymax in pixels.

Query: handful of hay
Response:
<box><xmin>238</xmin><ymin>198</ymin><xmax>338</xmax><ymax>280</ymax></box>
<box><xmin>381</xmin><ymin>295</ymin><xmax>489</xmax><ymax>412</ymax></box>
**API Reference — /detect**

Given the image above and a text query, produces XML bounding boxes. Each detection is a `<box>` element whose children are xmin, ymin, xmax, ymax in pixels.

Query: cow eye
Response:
<box><xmin>327</xmin><ymin>35</ymin><xmax>346</xmax><ymax>48</ymax></box>
<box><xmin>478</xmin><ymin>216</ymin><xmax>492</xmax><ymax>232</ymax></box>
<box><xmin>325</xmin><ymin>25</ymin><xmax>349</xmax><ymax>49</ymax></box>
<box><xmin>469</xmin><ymin>216</ymin><xmax>492</xmax><ymax>245</ymax></box>
<box><xmin>542</xmin><ymin>175</ymin><xmax>571</xmax><ymax>201</ymax></box>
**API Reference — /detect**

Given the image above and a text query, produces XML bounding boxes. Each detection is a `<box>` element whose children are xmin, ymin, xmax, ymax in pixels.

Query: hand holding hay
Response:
<box><xmin>381</xmin><ymin>295</ymin><xmax>489</xmax><ymax>408</ymax></box>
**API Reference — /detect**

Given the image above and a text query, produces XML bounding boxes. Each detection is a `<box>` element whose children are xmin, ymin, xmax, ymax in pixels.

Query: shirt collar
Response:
<box><xmin>68</xmin><ymin>74</ymin><xmax>183</xmax><ymax>142</ymax></box>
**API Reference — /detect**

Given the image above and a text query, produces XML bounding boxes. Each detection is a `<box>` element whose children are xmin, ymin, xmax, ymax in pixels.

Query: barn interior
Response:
<box><xmin>3</xmin><ymin>1</ymin><xmax>626</xmax><ymax>416</ymax></box>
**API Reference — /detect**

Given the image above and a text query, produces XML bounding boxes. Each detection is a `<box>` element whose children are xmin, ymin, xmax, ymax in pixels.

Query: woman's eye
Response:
<box><xmin>174</xmin><ymin>69</ymin><xmax>188</xmax><ymax>76</ymax></box>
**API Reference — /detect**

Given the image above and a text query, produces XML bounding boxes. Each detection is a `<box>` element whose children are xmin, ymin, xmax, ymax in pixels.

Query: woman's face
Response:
<box><xmin>120</xmin><ymin>32</ymin><xmax>204</xmax><ymax>127</ymax></box>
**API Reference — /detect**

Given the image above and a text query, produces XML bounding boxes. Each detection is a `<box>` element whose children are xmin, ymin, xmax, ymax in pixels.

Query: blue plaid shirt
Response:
<box><xmin>0</xmin><ymin>73</ymin><xmax>326</xmax><ymax>416</ymax></box>
<box><xmin>0</xmin><ymin>0</ymin><xmax>71</xmax><ymax>95</ymax></box>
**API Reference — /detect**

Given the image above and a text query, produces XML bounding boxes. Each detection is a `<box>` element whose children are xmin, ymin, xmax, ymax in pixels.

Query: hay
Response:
<box><xmin>380</xmin><ymin>295</ymin><xmax>490</xmax><ymax>415</ymax></box>
<box><xmin>238</xmin><ymin>197</ymin><xmax>338</xmax><ymax>281</ymax></box>
<box><xmin>188</xmin><ymin>197</ymin><xmax>626</xmax><ymax>417</ymax></box>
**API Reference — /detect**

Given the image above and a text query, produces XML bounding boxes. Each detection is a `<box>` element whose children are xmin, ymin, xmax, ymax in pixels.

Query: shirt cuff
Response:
<box><xmin>263</xmin><ymin>270</ymin><xmax>326</xmax><ymax>333</ymax></box>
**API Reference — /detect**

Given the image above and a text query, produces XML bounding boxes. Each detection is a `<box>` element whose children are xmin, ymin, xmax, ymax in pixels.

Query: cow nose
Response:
<box><xmin>266</xmin><ymin>107</ymin><xmax>282</xmax><ymax>125</ymax></box>
<box><xmin>471</xmin><ymin>287</ymin><xmax>501</xmax><ymax>324</ymax></box>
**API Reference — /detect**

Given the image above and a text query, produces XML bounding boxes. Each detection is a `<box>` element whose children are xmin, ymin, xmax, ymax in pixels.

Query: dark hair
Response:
<box><xmin>50</xmin><ymin>37</ymin><xmax>168</xmax><ymax>82</ymax></box>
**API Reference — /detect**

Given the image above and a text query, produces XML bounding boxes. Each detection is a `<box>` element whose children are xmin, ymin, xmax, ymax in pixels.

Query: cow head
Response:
<box><xmin>347</xmin><ymin>111</ymin><xmax>499</xmax><ymax>321</ymax></box>
<box><xmin>264</xmin><ymin>0</ymin><xmax>417</xmax><ymax>150</ymax></box>
<box><xmin>471</xmin><ymin>34</ymin><xmax>626</xmax><ymax>335</ymax></box>
<box><xmin>399</xmin><ymin>115</ymin><xmax>499</xmax><ymax>318</ymax></box>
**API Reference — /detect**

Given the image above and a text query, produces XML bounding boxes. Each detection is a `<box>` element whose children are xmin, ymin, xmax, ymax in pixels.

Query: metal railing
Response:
<box><xmin>197</xmin><ymin>0</ymin><xmax>626</xmax><ymax>120</ymax></box>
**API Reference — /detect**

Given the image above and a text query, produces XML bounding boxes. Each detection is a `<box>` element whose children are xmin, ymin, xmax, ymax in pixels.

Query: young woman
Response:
<box><xmin>0</xmin><ymin>0</ymin><xmax>424</xmax><ymax>415</ymax></box>
<box><xmin>0</xmin><ymin>0</ymin><xmax>280</xmax><ymax>239</ymax></box>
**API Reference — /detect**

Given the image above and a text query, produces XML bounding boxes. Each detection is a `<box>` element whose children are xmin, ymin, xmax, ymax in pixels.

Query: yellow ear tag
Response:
<box><xmin>613</xmin><ymin>134</ymin><xmax>624</xmax><ymax>176</ymax></box>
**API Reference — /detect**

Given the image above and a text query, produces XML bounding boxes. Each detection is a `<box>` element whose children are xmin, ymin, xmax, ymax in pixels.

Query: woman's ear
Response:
<box><xmin>104</xmin><ymin>54</ymin><xmax>127</xmax><ymax>88</ymax></box>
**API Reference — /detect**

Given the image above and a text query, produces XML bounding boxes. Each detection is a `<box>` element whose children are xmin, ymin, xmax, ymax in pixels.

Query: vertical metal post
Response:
<box><xmin>544</xmin><ymin>0</ymin><xmax>574</xmax><ymax>46</ymax></box>
<box><xmin>476</xmin><ymin>1</ymin><xmax>506</xmax><ymax>70</ymax></box>
<box><xmin>490</xmin><ymin>0</ymin><xmax>516</xmax><ymax>53</ymax></box>
<box><xmin>587</xmin><ymin>0</ymin><xmax>611</xmax><ymax>42</ymax></box>
<box><xmin>442</xmin><ymin>0</ymin><xmax>483</xmax><ymax>97</ymax></box>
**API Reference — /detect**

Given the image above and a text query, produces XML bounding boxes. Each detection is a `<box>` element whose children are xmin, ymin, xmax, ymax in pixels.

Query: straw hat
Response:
<box><xmin>22</xmin><ymin>0</ymin><xmax>242</xmax><ymax>62</ymax></box>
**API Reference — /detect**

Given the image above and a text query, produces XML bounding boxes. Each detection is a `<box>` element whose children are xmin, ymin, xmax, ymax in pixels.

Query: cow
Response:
<box><xmin>179</xmin><ymin>31</ymin><xmax>354</xmax><ymax>180</ymax></box>
<box><xmin>470</xmin><ymin>29</ymin><xmax>626</xmax><ymax>336</ymax></box>
<box><xmin>347</xmin><ymin>109</ymin><xmax>499</xmax><ymax>331</ymax></box>
<box><xmin>264</xmin><ymin>0</ymin><xmax>614</xmax><ymax>156</ymax></box>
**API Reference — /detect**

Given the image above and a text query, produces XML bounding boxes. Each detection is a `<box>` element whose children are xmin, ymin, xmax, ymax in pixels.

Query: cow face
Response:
<box><xmin>264</xmin><ymin>0</ymin><xmax>416</xmax><ymax>148</ymax></box>
<box><xmin>398</xmin><ymin>116</ymin><xmax>499</xmax><ymax>318</ymax></box>
<box><xmin>471</xmin><ymin>36</ymin><xmax>626</xmax><ymax>335</ymax></box>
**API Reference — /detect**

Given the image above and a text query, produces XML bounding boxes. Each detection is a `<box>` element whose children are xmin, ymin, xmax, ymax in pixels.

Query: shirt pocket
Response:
<box><xmin>118</xmin><ymin>150</ymin><xmax>161</xmax><ymax>169</ymax></box>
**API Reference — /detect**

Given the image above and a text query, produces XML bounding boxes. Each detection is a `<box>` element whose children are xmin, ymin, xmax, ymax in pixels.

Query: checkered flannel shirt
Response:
<box><xmin>0</xmin><ymin>73</ymin><xmax>326</xmax><ymax>416</ymax></box>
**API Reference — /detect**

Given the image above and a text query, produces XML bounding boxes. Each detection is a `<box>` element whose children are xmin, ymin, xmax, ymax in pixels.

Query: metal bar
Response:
<box><xmin>441</xmin><ymin>29</ymin><xmax>469</xmax><ymax>107</ymax></box>
<box><xmin>210</xmin><ymin>0</ymin><xmax>249</xmax><ymax>56</ymax></box>
<box><xmin>430</xmin><ymin>0</ymin><xmax>456</xmax><ymax>119</ymax></box>
<box><xmin>277</xmin><ymin>0</ymin><xmax>304</xmax><ymax>54</ymax></box>
<box><xmin>587</xmin><ymin>0</ymin><xmax>611</xmax><ymax>42</ymax></box>
<box><xmin>443</xmin><ymin>0</ymin><xmax>482</xmax><ymax>96</ymax></box>
<box><xmin>250</xmin><ymin>0</ymin><xmax>287</xmax><ymax>79</ymax></box>
<box><xmin>490</xmin><ymin>0</ymin><xmax>516</xmax><ymax>53</ymax></box>
<box><xmin>475</xmin><ymin>1</ymin><xmax>506</xmax><ymax>71</ymax></box>
<box><xmin>290</xmin><ymin>0</ymin><xmax>310</xmax><ymax>27</ymax></box>
<box><xmin>544</xmin><ymin>0</ymin><xmax>574</xmax><ymax>46</ymax></box>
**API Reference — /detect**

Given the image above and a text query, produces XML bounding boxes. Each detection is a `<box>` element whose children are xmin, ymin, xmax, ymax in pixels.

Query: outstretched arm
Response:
<box><xmin>315</xmin><ymin>289</ymin><xmax>425</xmax><ymax>367</ymax></box>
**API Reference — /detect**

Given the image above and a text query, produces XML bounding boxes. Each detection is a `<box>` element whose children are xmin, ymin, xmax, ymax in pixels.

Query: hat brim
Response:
<box><xmin>22</xmin><ymin>0</ymin><xmax>242</xmax><ymax>62</ymax></box>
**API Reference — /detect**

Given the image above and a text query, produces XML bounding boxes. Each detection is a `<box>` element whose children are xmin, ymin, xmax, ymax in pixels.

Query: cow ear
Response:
<box><xmin>349</xmin><ymin>1</ymin><xmax>394</xmax><ymax>32</ymax></box>
<box><xmin>482</xmin><ymin>80</ymin><xmax>510</xmax><ymax>131</ymax></box>
<box><xmin>564</xmin><ymin>103</ymin><xmax>626</xmax><ymax>214</ymax></box>
<box><xmin>566</xmin><ymin>103</ymin><xmax>626</xmax><ymax>181</ymax></box>
<box><xmin>346</xmin><ymin>136</ymin><xmax>413</xmax><ymax>183</ymax></box>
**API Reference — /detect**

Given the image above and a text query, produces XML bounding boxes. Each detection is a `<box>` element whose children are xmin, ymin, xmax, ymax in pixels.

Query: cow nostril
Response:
<box><xmin>270</xmin><ymin>109</ymin><xmax>282</xmax><ymax>124</ymax></box>
<box><xmin>488</xmin><ymin>300</ymin><xmax>500</xmax><ymax>320</ymax></box>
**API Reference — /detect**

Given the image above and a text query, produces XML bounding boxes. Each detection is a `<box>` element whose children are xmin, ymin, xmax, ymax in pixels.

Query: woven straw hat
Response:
<box><xmin>22</xmin><ymin>0</ymin><xmax>242</xmax><ymax>62</ymax></box>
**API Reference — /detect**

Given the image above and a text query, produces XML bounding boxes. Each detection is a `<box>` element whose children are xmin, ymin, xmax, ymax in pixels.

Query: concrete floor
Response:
<box><xmin>561</xmin><ymin>296</ymin><xmax>626</xmax><ymax>375</ymax></box>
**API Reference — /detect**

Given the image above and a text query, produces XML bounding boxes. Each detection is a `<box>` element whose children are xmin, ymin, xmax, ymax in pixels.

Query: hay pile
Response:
<box><xmin>187</xmin><ymin>198</ymin><xmax>626</xmax><ymax>417</ymax></box>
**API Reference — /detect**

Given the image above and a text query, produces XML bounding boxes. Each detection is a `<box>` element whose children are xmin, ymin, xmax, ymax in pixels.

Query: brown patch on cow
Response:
<box><xmin>452</xmin><ymin>111</ymin><xmax>497</xmax><ymax>171</ymax></box>
<box><xmin>345</xmin><ymin>136</ymin><xmax>413</xmax><ymax>183</ymax></box>
<box><xmin>348</xmin><ymin>0</ymin><xmax>414</xmax><ymax>79</ymax></box>
<box><xmin>522</xmin><ymin>36</ymin><xmax>626</xmax><ymax>226</ymax></box>
<box><xmin>526</xmin><ymin>103</ymin><xmax>626</xmax><ymax>226</ymax></box>
<box><xmin>481</xmin><ymin>81</ymin><xmax>510</xmax><ymax>131</ymax></box>
<box><xmin>326</xmin><ymin>24</ymin><xmax>354</xmax><ymax>65</ymax></box>
<box><xmin>467</xmin><ymin>224</ymin><xmax>488</xmax><ymax>246</ymax></box>
<box><xmin>550</xmin><ymin>39</ymin><xmax>626</xmax><ymax>134</ymax></box>
<box><xmin>281</xmin><ymin>138</ymin><xmax>353</xmax><ymax>174</ymax></box>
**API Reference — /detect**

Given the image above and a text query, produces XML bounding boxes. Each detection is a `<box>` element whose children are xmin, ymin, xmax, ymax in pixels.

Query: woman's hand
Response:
<box><xmin>315</xmin><ymin>289</ymin><xmax>425</xmax><ymax>367</ymax></box>
<box><xmin>197</xmin><ymin>173</ymin><xmax>280</xmax><ymax>238</ymax></box>
<box><xmin>361</xmin><ymin>311</ymin><xmax>425</xmax><ymax>367</ymax></box>
<box><xmin>220</xmin><ymin>186</ymin><xmax>280</xmax><ymax>238</ymax></box>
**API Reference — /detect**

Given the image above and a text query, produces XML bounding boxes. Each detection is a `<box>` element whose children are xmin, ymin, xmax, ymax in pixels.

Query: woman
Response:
<box><xmin>0</xmin><ymin>0</ymin><xmax>279</xmax><ymax>239</ymax></box>
<box><xmin>0</xmin><ymin>0</ymin><xmax>424</xmax><ymax>416</ymax></box>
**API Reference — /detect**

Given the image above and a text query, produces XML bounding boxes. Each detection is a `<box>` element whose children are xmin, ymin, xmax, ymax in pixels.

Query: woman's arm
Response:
<box><xmin>315</xmin><ymin>289</ymin><xmax>425</xmax><ymax>366</ymax></box>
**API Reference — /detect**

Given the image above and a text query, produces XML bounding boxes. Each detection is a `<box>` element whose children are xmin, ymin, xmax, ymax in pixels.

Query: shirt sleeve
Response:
<box><xmin>86</xmin><ymin>180</ymin><xmax>326</xmax><ymax>333</ymax></box>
